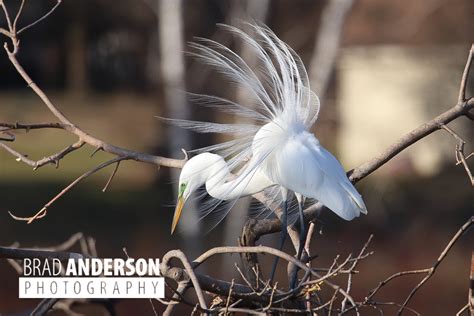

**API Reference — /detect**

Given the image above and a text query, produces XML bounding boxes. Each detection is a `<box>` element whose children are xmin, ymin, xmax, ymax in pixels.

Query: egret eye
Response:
<box><xmin>179</xmin><ymin>183</ymin><xmax>187</xmax><ymax>197</ymax></box>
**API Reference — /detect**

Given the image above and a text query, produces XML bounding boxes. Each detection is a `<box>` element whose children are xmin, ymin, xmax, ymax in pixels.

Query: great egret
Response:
<box><xmin>167</xmin><ymin>23</ymin><xmax>367</xmax><ymax>270</ymax></box>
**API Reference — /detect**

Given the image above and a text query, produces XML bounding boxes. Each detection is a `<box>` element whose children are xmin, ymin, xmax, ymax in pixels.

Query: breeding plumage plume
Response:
<box><xmin>163</xmin><ymin>23</ymin><xmax>367</xmax><ymax>264</ymax></box>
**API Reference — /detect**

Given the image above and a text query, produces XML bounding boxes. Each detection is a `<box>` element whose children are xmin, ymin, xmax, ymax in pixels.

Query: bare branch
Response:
<box><xmin>41</xmin><ymin>232</ymin><xmax>85</xmax><ymax>252</ymax></box>
<box><xmin>341</xmin><ymin>234</ymin><xmax>373</xmax><ymax>311</ymax></box>
<box><xmin>0</xmin><ymin>246</ymin><xmax>86</xmax><ymax>260</ymax></box>
<box><xmin>349</xmin><ymin>45</ymin><xmax>473</xmax><ymax>183</ymax></box>
<box><xmin>224</xmin><ymin>279</ymin><xmax>235</xmax><ymax>314</ymax></box>
<box><xmin>348</xmin><ymin>98</ymin><xmax>474</xmax><ymax>183</ymax></box>
<box><xmin>304</xmin><ymin>222</ymin><xmax>316</xmax><ymax>312</ymax></box>
<box><xmin>162</xmin><ymin>250</ymin><xmax>209</xmax><ymax>311</ymax></box>
<box><xmin>163</xmin><ymin>282</ymin><xmax>190</xmax><ymax>316</ymax></box>
<box><xmin>0</xmin><ymin>1</ymin><xmax>471</xmax><ymax>230</ymax></box>
<box><xmin>440</xmin><ymin>124</ymin><xmax>474</xmax><ymax>185</ymax></box>
<box><xmin>458</xmin><ymin>44</ymin><xmax>474</xmax><ymax>103</ymax></box>
<box><xmin>0</xmin><ymin>122</ymin><xmax>69</xmax><ymax>131</ymax></box>
<box><xmin>2</xmin><ymin>44</ymin><xmax>183</xmax><ymax>168</ymax></box>
<box><xmin>32</xmin><ymin>140</ymin><xmax>86</xmax><ymax>170</ymax></box>
<box><xmin>396</xmin><ymin>216</ymin><xmax>474</xmax><ymax>315</ymax></box>
<box><xmin>12</xmin><ymin>0</ymin><xmax>25</xmax><ymax>32</ymax></box>
<box><xmin>17</xmin><ymin>0</ymin><xmax>62</xmax><ymax>34</ymax></box>
<box><xmin>0</xmin><ymin>141</ymin><xmax>41</xmax><ymax>166</ymax></box>
<box><xmin>102</xmin><ymin>160</ymin><xmax>121</xmax><ymax>192</ymax></box>
<box><xmin>340</xmin><ymin>217</ymin><xmax>474</xmax><ymax>315</ymax></box>
<box><xmin>192</xmin><ymin>245</ymin><xmax>358</xmax><ymax>309</ymax></box>
<box><xmin>0</xmin><ymin>3</ymin><xmax>472</xmax><ymax>313</ymax></box>
<box><xmin>0</xmin><ymin>27</ymin><xmax>12</xmax><ymax>37</ymax></box>
<box><xmin>9</xmin><ymin>157</ymin><xmax>127</xmax><ymax>223</ymax></box>
<box><xmin>456</xmin><ymin>303</ymin><xmax>469</xmax><ymax>316</ymax></box>
<box><xmin>194</xmin><ymin>246</ymin><xmax>310</xmax><ymax>273</ymax></box>
<box><xmin>241</xmin><ymin>54</ymin><xmax>474</xmax><ymax>239</ymax></box>
<box><xmin>0</xmin><ymin>1</ymin><xmax>184</xmax><ymax>170</ymax></box>
<box><xmin>0</xmin><ymin>1</ymin><xmax>14</xmax><ymax>33</ymax></box>
<box><xmin>31</xmin><ymin>298</ymin><xmax>60</xmax><ymax>316</ymax></box>
<box><xmin>1</xmin><ymin>234</ymin><xmax>116</xmax><ymax>316</ymax></box>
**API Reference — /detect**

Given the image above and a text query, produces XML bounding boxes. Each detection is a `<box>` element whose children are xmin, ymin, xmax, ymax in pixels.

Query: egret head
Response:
<box><xmin>171</xmin><ymin>153</ymin><xmax>218</xmax><ymax>234</ymax></box>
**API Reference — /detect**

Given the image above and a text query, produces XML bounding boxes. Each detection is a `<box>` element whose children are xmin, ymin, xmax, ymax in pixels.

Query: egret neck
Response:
<box><xmin>171</xmin><ymin>153</ymin><xmax>274</xmax><ymax>233</ymax></box>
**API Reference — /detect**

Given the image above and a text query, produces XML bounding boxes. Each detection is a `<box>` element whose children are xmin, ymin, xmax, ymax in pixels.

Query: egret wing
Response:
<box><xmin>265</xmin><ymin>135</ymin><xmax>366</xmax><ymax>221</ymax></box>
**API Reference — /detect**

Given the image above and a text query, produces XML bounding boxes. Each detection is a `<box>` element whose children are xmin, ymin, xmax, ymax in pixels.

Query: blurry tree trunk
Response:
<box><xmin>223</xmin><ymin>0</ymin><xmax>270</xmax><ymax>261</ymax></box>
<box><xmin>158</xmin><ymin>0</ymin><xmax>201</xmax><ymax>256</ymax></box>
<box><xmin>65</xmin><ymin>2</ymin><xmax>87</xmax><ymax>94</ymax></box>
<box><xmin>309</xmin><ymin>0</ymin><xmax>354</xmax><ymax>99</ymax></box>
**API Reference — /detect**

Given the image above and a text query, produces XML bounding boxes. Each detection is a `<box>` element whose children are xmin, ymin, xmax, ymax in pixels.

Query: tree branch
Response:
<box><xmin>341</xmin><ymin>216</ymin><xmax>474</xmax><ymax>315</ymax></box>
<box><xmin>161</xmin><ymin>250</ymin><xmax>208</xmax><ymax>311</ymax></box>
<box><xmin>458</xmin><ymin>44</ymin><xmax>473</xmax><ymax>103</ymax></box>
<box><xmin>0</xmin><ymin>246</ymin><xmax>85</xmax><ymax>260</ymax></box>
<box><xmin>396</xmin><ymin>216</ymin><xmax>474</xmax><ymax>315</ymax></box>
<box><xmin>8</xmin><ymin>157</ymin><xmax>127</xmax><ymax>223</ymax></box>
<box><xmin>348</xmin><ymin>98</ymin><xmax>474</xmax><ymax>183</ymax></box>
<box><xmin>17</xmin><ymin>0</ymin><xmax>62</xmax><ymax>35</ymax></box>
<box><xmin>0</xmin><ymin>3</ymin><xmax>184</xmax><ymax>170</ymax></box>
<box><xmin>0</xmin><ymin>3</ymin><xmax>472</xmax><ymax>313</ymax></box>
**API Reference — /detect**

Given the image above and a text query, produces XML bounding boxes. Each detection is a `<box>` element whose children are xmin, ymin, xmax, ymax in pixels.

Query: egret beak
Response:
<box><xmin>171</xmin><ymin>196</ymin><xmax>185</xmax><ymax>234</ymax></box>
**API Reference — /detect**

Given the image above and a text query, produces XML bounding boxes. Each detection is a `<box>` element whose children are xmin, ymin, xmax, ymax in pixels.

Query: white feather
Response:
<box><xmin>168</xmin><ymin>23</ymin><xmax>366</xmax><ymax>232</ymax></box>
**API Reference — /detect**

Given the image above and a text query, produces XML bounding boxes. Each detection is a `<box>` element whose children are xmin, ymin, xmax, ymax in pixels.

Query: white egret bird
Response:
<box><xmin>167</xmin><ymin>23</ymin><xmax>367</xmax><ymax>266</ymax></box>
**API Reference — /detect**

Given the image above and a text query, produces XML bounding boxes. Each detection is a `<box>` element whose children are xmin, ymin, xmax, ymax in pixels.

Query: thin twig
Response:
<box><xmin>397</xmin><ymin>216</ymin><xmax>474</xmax><ymax>315</ymax></box>
<box><xmin>1</xmin><ymin>17</ymin><xmax>184</xmax><ymax>169</ymax></box>
<box><xmin>0</xmin><ymin>1</ymin><xmax>14</xmax><ymax>33</ymax></box>
<box><xmin>224</xmin><ymin>279</ymin><xmax>235</xmax><ymax>314</ymax></box>
<box><xmin>341</xmin><ymin>234</ymin><xmax>374</xmax><ymax>312</ymax></box>
<box><xmin>458</xmin><ymin>44</ymin><xmax>474</xmax><ymax>103</ymax></box>
<box><xmin>31</xmin><ymin>298</ymin><xmax>60</xmax><ymax>316</ymax></box>
<box><xmin>234</xmin><ymin>263</ymin><xmax>258</xmax><ymax>294</ymax></box>
<box><xmin>41</xmin><ymin>232</ymin><xmax>84</xmax><ymax>252</ymax></box>
<box><xmin>0</xmin><ymin>27</ymin><xmax>12</xmax><ymax>37</ymax></box>
<box><xmin>0</xmin><ymin>136</ymin><xmax>84</xmax><ymax>170</ymax></box>
<box><xmin>163</xmin><ymin>282</ymin><xmax>189</xmax><ymax>316</ymax></box>
<box><xmin>456</xmin><ymin>303</ymin><xmax>469</xmax><ymax>316</ymax></box>
<box><xmin>367</xmin><ymin>301</ymin><xmax>420</xmax><ymax>316</ymax></box>
<box><xmin>440</xmin><ymin>124</ymin><xmax>474</xmax><ymax>185</ymax></box>
<box><xmin>8</xmin><ymin>157</ymin><xmax>126</xmax><ymax>223</ymax></box>
<box><xmin>12</xmin><ymin>0</ymin><xmax>25</xmax><ymax>32</ymax></box>
<box><xmin>102</xmin><ymin>160</ymin><xmax>121</xmax><ymax>192</ymax></box>
<box><xmin>0</xmin><ymin>122</ymin><xmax>69</xmax><ymax>131</ymax></box>
<box><xmin>193</xmin><ymin>245</ymin><xmax>358</xmax><ymax>310</ymax></box>
<box><xmin>304</xmin><ymin>222</ymin><xmax>315</xmax><ymax>312</ymax></box>
<box><xmin>262</xmin><ymin>282</ymin><xmax>278</xmax><ymax>311</ymax></box>
<box><xmin>0</xmin><ymin>131</ymin><xmax>14</xmax><ymax>141</ymax></box>
<box><xmin>342</xmin><ymin>217</ymin><xmax>473</xmax><ymax>315</ymax></box>
<box><xmin>17</xmin><ymin>0</ymin><xmax>62</xmax><ymax>34</ymax></box>
<box><xmin>0</xmin><ymin>246</ymin><xmax>85</xmax><ymax>260</ymax></box>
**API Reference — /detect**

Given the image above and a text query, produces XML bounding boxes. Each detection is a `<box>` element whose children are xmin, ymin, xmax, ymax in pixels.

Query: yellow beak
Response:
<box><xmin>171</xmin><ymin>196</ymin><xmax>185</xmax><ymax>234</ymax></box>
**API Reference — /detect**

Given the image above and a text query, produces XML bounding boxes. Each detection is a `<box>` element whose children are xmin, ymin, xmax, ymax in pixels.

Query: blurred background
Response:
<box><xmin>0</xmin><ymin>0</ymin><xmax>473</xmax><ymax>315</ymax></box>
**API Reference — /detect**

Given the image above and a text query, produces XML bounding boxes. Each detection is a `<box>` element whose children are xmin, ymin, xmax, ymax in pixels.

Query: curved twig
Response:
<box><xmin>192</xmin><ymin>245</ymin><xmax>358</xmax><ymax>309</ymax></box>
<box><xmin>162</xmin><ymin>250</ymin><xmax>209</xmax><ymax>311</ymax></box>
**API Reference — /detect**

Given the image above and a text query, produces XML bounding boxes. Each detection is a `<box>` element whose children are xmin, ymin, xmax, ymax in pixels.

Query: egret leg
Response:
<box><xmin>269</xmin><ymin>192</ymin><xmax>288</xmax><ymax>284</ymax></box>
<box><xmin>295</xmin><ymin>194</ymin><xmax>306</xmax><ymax>261</ymax></box>
<box><xmin>289</xmin><ymin>194</ymin><xmax>306</xmax><ymax>289</ymax></box>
